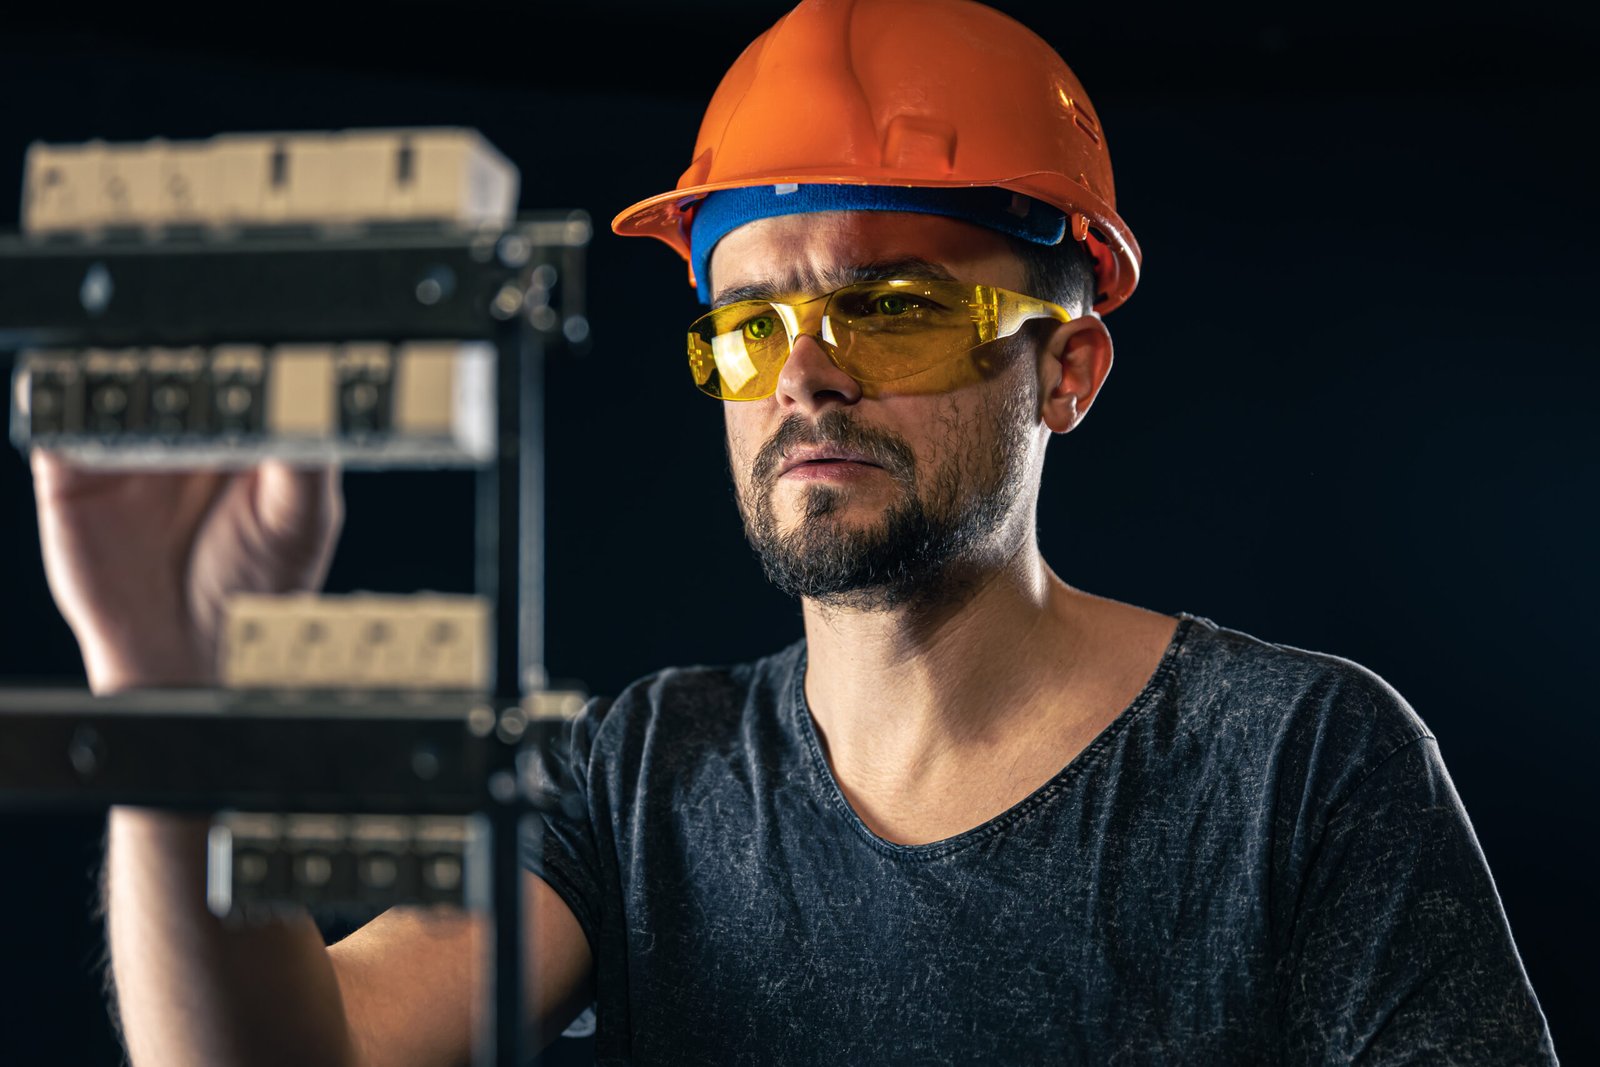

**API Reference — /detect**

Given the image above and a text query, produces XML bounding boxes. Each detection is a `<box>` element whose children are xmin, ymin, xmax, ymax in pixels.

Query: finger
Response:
<box><xmin>31</xmin><ymin>449</ymin><xmax>225</xmax><ymax>518</ymax></box>
<box><xmin>30</xmin><ymin>448</ymin><xmax>105</xmax><ymax>499</ymax></box>
<box><xmin>34</xmin><ymin>448</ymin><xmax>185</xmax><ymax>516</ymax></box>
<box><xmin>169</xmin><ymin>468</ymin><xmax>234</xmax><ymax>538</ymax></box>
<box><xmin>253</xmin><ymin>460</ymin><xmax>344</xmax><ymax>544</ymax></box>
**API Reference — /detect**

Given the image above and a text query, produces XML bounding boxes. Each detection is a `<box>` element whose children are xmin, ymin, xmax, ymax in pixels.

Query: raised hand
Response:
<box><xmin>31</xmin><ymin>453</ymin><xmax>343</xmax><ymax>692</ymax></box>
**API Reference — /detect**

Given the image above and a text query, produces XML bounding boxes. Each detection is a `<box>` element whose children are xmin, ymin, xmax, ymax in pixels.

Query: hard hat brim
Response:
<box><xmin>612</xmin><ymin>172</ymin><xmax>1141</xmax><ymax>314</ymax></box>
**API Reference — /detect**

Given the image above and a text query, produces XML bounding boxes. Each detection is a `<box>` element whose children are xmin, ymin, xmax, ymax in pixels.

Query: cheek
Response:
<box><xmin>723</xmin><ymin>410</ymin><xmax>763</xmax><ymax>479</ymax></box>
<box><xmin>927</xmin><ymin>392</ymin><xmax>986</xmax><ymax>453</ymax></box>
<box><xmin>915</xmin><ymin>387</ymin><xmax>1024</xmax><ymax>483</ymax></box>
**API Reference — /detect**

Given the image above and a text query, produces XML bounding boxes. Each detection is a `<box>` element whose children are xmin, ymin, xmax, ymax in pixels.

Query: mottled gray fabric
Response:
<box><xmin>526</xmin><ymin>612</ymin><xmax>1556</xmax><ymax>1065</ymax></box>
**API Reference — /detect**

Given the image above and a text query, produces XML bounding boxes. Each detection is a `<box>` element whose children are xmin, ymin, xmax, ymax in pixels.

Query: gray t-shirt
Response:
<box><xmin>526</xmin><ymin>612</ymin><xmax>1556</xmax><ymax>1065</ymax></box>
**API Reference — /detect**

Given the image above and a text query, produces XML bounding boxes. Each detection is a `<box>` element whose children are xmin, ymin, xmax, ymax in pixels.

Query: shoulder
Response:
<box><xmin>1164</xmin><ymin>613</ymin><xmax>1436</xmax><ymax>809</ymax></box>
<box><xmin>565</xmin><ymin>639</ymin><xmax>805</xmax><ymax>770</ymax></box>
<box><xmin>1173</xmin><ymin>612</ymin><xmax>1432</xmax><ymax>746</ymax></box>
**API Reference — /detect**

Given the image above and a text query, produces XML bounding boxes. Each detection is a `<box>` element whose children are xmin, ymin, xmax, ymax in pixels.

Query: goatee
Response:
<box><xmin>735</xmin><ymin>404</ymin><xmax>1023</xmax><ymax>612</ymax></box>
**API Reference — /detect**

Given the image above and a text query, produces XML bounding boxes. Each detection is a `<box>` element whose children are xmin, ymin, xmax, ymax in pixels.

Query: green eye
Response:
<box><xmin>874</xmin><ymin>294</ymin><xmax>912</xmax><ymax>315</ymax></box>
<box><xmin>742</xmin><ymin>315</ymin><xmax>777</xmax><ymax>340</ymax></box>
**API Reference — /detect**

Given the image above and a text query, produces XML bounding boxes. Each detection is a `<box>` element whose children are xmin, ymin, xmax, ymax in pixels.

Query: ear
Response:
<box><xmin>1037</xmin><ymin>312</ymin><xmax>1113</xmax><ymax>434</ymax></box>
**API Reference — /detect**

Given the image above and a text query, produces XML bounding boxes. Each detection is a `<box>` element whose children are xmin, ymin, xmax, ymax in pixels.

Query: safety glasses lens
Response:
<box><xmin>687</xmin><ymin>303</ymin><xmax>791</xmax><ymax>400</ymax></box>
<box><xmin>824</xmin><ymin>282</ymin><xmax>979</xmax><ymax>383</ymax></box>
<box><xmin>684</xmin><ymin>280</ymin><xmax>1055</xmax><ymax>399</ymax></box>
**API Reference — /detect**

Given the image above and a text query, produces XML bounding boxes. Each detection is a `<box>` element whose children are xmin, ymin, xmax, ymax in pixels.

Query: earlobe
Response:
<box><xmin>1038</xmin><ymin>314</ymin><xmax>1113</xmax><ymax>434</ymax></box>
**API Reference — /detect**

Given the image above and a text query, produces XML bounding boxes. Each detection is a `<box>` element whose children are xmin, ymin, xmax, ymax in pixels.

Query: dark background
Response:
<box><xmin>1</xmin><ymin>1</ymin><xmax>1595</xmax><ymax>1063</ymax></box>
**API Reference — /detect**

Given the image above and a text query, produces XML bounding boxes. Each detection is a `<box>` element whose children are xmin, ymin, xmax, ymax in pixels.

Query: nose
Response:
<box><xmin>773</xmin><ymin>318</ymin><xmax>862</xmax><ymax>412</ymax></box>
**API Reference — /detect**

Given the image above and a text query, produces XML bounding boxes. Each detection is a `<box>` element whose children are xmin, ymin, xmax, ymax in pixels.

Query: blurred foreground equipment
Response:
<box><xmin>13</xmin><ymin>341</ymin><xmax>498</xmax><ymax>466</ymax></box>
<box><xmin>208</xmin><ymin>812</ymin><xmax>480</xmax><ymax>919</ymax></box>
<box><xmin>5</xmin><ymin>130</ymin><xmax>586</xmax><ymax>467</ymax></box>
<box><xmin>22</xmin><ymin>128</ymin><xmax>518</xmax><ymax>232</ymax></box>
<box><xmin>220</xmin><ymin>593</ymin><xmax>491</xmax><ymax>691</ymax></box>
<box><xmin>0</xmin><ymin>128</ymin><xmax>588</xmax><ymax>1067</ymax></box>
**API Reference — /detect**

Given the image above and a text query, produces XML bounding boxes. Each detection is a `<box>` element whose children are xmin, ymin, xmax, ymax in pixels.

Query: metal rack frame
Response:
<box><xmin>0</xmin><ymin>213</ymin><xmax>591</xmax><ymax>1067</ymax></box>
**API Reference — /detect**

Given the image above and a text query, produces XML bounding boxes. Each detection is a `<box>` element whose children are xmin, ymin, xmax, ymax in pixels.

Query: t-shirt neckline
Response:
<box><xmin>783</xmin><ymin>612</ymin><xmax>1200</xmax><ymax>860</ymax></box>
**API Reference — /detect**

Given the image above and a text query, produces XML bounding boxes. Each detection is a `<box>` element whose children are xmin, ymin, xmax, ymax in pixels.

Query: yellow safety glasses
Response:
<box><xmin>686</xmin><ymin>279</ymin><xmax>1072</xmax><ymax>401</ymax></box>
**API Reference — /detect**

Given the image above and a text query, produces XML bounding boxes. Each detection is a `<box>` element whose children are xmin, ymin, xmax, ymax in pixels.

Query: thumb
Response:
<box><xmin>252</xmin><ymin>460</ymin><xmax>344</xmax><ymax>551</ymax></box>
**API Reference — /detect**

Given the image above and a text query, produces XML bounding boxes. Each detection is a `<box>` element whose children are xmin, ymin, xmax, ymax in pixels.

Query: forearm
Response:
<box><xmin>106</xmin><ymin>808</ymin><xmax>358</xmax><ymax>1067</ymax></box>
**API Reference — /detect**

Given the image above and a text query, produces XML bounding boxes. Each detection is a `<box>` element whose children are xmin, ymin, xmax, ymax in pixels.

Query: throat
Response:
<box><xmin>798</xmin><ymin>594</ymin><xmax>1182</xmax><ymax>847</ymax></box>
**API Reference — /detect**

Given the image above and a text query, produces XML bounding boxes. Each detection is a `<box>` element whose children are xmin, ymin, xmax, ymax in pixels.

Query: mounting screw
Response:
<box><xmin>488</xmin><ymin>769</ymin><xmax>518</xmax><ymax>804</ymax></box>
<box><xmin>68</xmin><ymin>725</ymin><xmax>104</xmax><ymax>778</ymax></box>
<box><xmin>490</xmin><ymin>285</ymin><xmax>524</xmax><ymax>320</ymax></box>
<box><xmin>79</xmin><ymin>263</ymin><xmax>113</xmax><ymax>316</ymax></box>
<box><xmin>411</xmin><ymin>744</ymin><xmax>440</xmax><ymax>781</ymax></box>
<box><xmin>496</xmin><ymin>707</ymin><xmax>528</xmax><ymax>744</ymax></box>
<box><xmin>496</xmin><ymin>235</ymin><xmax>531</xmax><ymax>268</ymax></box>
<box><xmin>414</xmin><ymin>265</ymin><xmax>456</xmax><ymax>306</ymax></box>
<box><xmin>467</xmin><ymin>705</ymin><xmax>496</xmax><ymax>738</ymax></box>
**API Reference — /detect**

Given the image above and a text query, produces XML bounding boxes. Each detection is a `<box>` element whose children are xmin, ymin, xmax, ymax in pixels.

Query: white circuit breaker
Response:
<box><xmin>21</xmin><ymin>128</ymin><xmax>520</xmax><ymax>233</ymax></box>
<box><xmin>220</xmin><ymin>593</ymin><xmax>491</xmax><ymax>690</ymax></box>
<box><xmin>10</xmin><ymin>342</ymin><xmax>496</xmax><ymax>467</ymax></box>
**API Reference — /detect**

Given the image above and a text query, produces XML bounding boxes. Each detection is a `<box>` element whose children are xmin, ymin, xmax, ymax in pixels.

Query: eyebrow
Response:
<box><xmin>710</xmin><ymin>257</ymin><xmax>959</xmax><ymax>309</ymax></box>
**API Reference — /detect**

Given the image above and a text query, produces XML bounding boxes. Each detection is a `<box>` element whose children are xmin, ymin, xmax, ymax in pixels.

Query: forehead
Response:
<box><xmin>707</xmin><ymin>210</ymin><xmax>1026</xmax><ymax>303</ymax></box>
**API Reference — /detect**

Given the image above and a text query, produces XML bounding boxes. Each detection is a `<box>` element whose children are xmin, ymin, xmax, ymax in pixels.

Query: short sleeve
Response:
<box><xmin>521</xmin><ymin>697</ymin><xmax>611</xmax><ymax>957</ymax></box>
<box><xmin>1279</xmin><ymin>736</ymin><xmax>1557</xmax><ymax>1064</ymax></box>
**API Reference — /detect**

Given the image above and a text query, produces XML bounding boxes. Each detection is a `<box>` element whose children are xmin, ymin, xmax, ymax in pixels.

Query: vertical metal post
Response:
<box><xmin>475</xmin><ymin>315</ymin><xmax>532</xmax><ymax>1067</ymax></box>
<box><xmin>478</xmin><ymin>319</ymin><xmax>527</xmax><ymax>704</ymax></box>
<box><xmin>520</xmin><ymin>329</ymin><xmax>545</xmax><ymax>694</ymax></box>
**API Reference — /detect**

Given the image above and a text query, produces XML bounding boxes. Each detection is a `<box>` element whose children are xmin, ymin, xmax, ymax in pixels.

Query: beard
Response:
<box><xmin>734</xmin><ymin>384</ymin><xmax>1035</xmax><ymax>612</ymax></box>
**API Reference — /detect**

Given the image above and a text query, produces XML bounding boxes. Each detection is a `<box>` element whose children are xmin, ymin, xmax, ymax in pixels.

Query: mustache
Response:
<box><xmin>751</xmin><ymin>410</ymin><xmax>917</xmax><ymax>488</ymax></box>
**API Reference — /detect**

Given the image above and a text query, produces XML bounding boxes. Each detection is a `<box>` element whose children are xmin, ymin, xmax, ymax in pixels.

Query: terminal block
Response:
<box><xmin>220</xmin><ymin>593</ymin><xmax>491</xmax><ymax>691</ymax></box>
<box><xmin>22</xmin><ymin>129</ymin><xmax>519</xmax><ymax>235</ymax></box>
<box><xmin>10</xmin><ymin>342</ymin><xmax>495</xmax><ymax>467</ymax></box>
<box><xmin>207</xmin><ymin>812</ymin><xmax>480</xmax><ymax>920</ymax></box>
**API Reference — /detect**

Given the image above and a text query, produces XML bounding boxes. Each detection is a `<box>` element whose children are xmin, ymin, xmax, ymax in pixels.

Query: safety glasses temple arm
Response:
<box><xmin>973</xmin><ymin>285</ymin><xmax>1073</xmax><ymax>342</ymax></box>
<box><xmin>998</xmin><ymin>291</ymin><xmax>1073</xmax><ymax>336</ymax></box>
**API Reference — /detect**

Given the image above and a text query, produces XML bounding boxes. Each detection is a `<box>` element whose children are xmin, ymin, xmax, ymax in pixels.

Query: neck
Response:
<box><xmin>799</xmin><ymin>537</ymin><xmax>1085</xmax><ymax>772</ymax></box>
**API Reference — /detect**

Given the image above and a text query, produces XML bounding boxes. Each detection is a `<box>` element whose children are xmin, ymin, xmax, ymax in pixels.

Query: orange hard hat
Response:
<box><xmin>612</xmin><ymin>0</ymin><xmax>1140</xmax><ymax>313</ymax></box>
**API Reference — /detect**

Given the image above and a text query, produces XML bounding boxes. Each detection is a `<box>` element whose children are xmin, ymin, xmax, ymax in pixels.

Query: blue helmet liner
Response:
<box><xmin>688</xmin><ymin>183</ymin><xmax>1067</xmax><ymax>303</ymax></box>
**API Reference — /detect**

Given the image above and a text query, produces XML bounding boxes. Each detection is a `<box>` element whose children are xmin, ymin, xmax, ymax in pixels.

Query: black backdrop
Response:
<box><xmin>1</xmin><ymin>3</ymin><xmax>1595</xmax><ymax>1063</ymax></box>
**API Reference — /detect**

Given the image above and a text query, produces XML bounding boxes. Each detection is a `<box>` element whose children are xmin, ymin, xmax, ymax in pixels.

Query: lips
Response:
<box><xmin>778</xmin><ymin>446</ymin><xmax>883</xmax><ymax>476</ymax></box>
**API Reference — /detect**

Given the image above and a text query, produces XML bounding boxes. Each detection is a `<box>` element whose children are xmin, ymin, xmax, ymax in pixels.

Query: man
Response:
<box><xmin>36</xmin><ymin>0</ymin><xmax>1555</xmax><ymax>1064</ymax></box>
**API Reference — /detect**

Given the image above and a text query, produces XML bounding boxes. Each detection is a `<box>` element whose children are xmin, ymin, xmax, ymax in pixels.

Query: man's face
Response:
<box><xmin>710</xmin><ymin>211</ymin><xmax>1050</xmax><ymax>611</ymax></box>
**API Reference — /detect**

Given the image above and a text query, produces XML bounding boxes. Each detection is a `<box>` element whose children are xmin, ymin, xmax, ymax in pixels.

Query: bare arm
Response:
<box><xmin>106</xmin><ymin>810</ymin><xmax>594</xmax><ymax>1067</ymax></box>
<box><xmin>331</xmin><ymin>874</ymin><xmax>595</xmax><ymax>1066</ymax></box>
<box><xmin>105</xmin><ymin>810</ymin><xmax>355</xmax><ymax>1066</ymax></box>
<box><xmin>33</xmin><ymin>452</ymin><xmax>593</xmax><ymax>1065</ymax></box>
